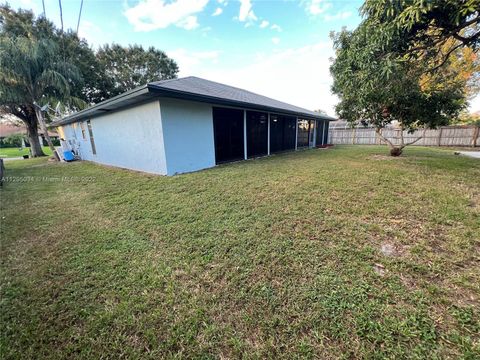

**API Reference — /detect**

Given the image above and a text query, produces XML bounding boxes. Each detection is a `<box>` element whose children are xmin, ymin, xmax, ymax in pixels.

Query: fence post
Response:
<box><xmin>472</xmin><ymin>126</ymin><xmax>479</xmax><ymax>148</ymax></box>
<box><xmin>352</xmin><ymin>127</ymin><xmax>356</xmax><ymax>145</ymax></box>
<box><xmin>437</xmin><ymin>127</ymin><xmax>443</xmax><ymax>147</ymax></box>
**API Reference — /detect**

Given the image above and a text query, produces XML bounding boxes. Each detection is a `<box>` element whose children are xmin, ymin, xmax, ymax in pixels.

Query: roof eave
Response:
<box><xmin>52</xmin><ymin>83</ymin><xmax>336</xmax><ymax>127</ymax></box>
<box><xmin>51</xmin><ymin>85</ymin><xmax>151</xmax><ymax>126</ymax></box>
<box><xmin>147</xmin><ymin>84</ymin><xmax>335</xmax><ymax>121</ymax></box>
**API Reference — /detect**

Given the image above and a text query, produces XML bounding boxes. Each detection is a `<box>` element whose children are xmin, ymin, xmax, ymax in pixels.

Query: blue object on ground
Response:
<box><xmin>63</xmin><ymin>151</ymin><xmax>75</xmax><ymax>162</ymax></box>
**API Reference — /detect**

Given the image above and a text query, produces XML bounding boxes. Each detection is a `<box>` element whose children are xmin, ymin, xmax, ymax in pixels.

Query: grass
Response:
<box><xmin>0</xmin><ymin>146</ymin><xmax>52</xmax><ymax>158</ymax></box>
<box><xmin>1</xmin><ymin>145</ymin><xmax>479</xmax><ymax>359</ymax></box>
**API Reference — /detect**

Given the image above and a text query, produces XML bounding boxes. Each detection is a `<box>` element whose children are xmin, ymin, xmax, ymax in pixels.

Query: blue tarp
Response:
<box><xmin>63</xmin><ymin>151</ymin><xmax>74</xmax><ymax>162</ymax></box>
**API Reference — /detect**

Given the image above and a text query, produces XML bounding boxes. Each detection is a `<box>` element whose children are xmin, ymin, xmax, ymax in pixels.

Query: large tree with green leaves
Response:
<box><xmin>330</xmin><ymin>1</ymin><xmax>478</xmax><ymax>156</ymax></box>
<box><xmin>96</xmin><ymin>44</ymin><xmax>179</xmax><ymax>98</ymax></box>
<box><xmin>1</xmin><ymin>5</ymin><xmax>179</xmax><ymax>157</ymax></box>
<box><xmin>0</xmin><ymin>36</ymin><xmax>81</xmax><ymax>158</ymax></box>
<box><xmin>361</xmin><ymin>0</ymin><xmax>480</xmax><ymax>72</ymax></box>
<box><xmin>0</xmin><ymin>5</ymin><xmax>87</xmax><ymax>157</ymax></box>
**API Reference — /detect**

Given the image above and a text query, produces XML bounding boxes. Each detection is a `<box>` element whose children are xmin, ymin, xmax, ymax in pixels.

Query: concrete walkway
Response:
<box><xmin>1</xmin><ymin>157</ymin><xmax>24</xmax><ymax>161</ymax></box>
<box><xmin>457</xmin><ymin>151</ymin><xmax>480</xmax><ymax>159</ymax></box>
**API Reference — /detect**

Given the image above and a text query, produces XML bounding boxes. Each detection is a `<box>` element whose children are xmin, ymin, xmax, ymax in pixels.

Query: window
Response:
<box><xmin>80</xmin><ymin>122</ymin><xmax>86</xmax><ymax>140</ymax></box>
<box><xmin>87</xmin><ymin>120</ymin><xmax>96</xmax><ymax>155</ymax></box>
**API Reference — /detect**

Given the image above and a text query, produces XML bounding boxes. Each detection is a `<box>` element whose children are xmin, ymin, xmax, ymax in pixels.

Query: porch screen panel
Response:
<box><xmin>247</xmin><ymin>111</ymin><xmax>268</xmax><ymax>158</ymax></box>
<box><xmin>323</xmin><ymin>122</ymin><xmax>329</xmax><ymax>145</ymax></box>
<box><xmin>270</xmin><ymin>114</ymin><xmax>296</xmax><ymax>153</ymax></box>
<box><xmin>316</xmin><ymin>120</ymin><xmax>325</xmax><ymax>145</ymax></box>
<box><xmin>213</xmin><ymin>107</ymin><xmax>245</xmax><ymax>164</ymax></box>
<box><xmin>297</xmin><ymin>119</ymin><xmax>310</xmax><ymax>148</ymax></box>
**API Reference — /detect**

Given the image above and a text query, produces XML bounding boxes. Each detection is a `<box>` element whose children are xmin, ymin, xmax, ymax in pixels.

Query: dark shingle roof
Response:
<box><xmin>53</xmin><ymin>76</ymin><xmax>335</xmax><ymax>126</ymax></box>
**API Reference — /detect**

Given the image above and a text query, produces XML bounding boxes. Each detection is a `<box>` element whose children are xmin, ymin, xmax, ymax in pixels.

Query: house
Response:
<box><xmin>52</xmin><ymin>77</ymin><xmax>335</xmax><ymax>175</ymax></box>
<box><xmin>0</xmin><ymin>122</ymin><xmax>59</xmax><ymax>147</ymax></box>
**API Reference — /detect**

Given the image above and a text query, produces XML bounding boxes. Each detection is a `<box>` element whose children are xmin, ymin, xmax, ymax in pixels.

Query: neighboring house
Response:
<box><xmin>0</xmin><ymin>122</ymin><xmax>59</xmax><ymax>146</ymax></box>
<box><xmin>52</xmin><ymin>76</ymin><xmax>335</xmax><ymax>175</ymax></box>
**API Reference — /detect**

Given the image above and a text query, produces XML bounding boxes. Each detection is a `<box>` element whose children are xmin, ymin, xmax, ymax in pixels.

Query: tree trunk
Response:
<box><xmin>390</xmin><ymin>147</ymin><xmax>403</xmax><ymax>156</ymax></box>
<box><xmin>376</xmin><ymin>125</ymin><xmax>426</xmax><ymax>157</ymax></box>
<box><xmin>34</xmin><ymin>108</ymin><xmax>59</xmax><ymax>161</ymax></box>
<box><xmin>24</xmin><ymin>120</ymin><xmax>45</xmax><ymax>157</ymax></box>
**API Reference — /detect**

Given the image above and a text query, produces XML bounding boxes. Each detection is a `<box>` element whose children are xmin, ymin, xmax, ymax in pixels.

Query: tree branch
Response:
<box><xmin>423</xmin><ymin>42</ymin><xmax>464</xmax><ymax>74</ymax></box>
<box><xmin>375</xmin><ymin>127</ymin><xmax>395</xmax><ymax>148</ymax></box>
<box><xmin>401</xmin><ymin>128</ymin><xmax>427</xmax><ymax>148</ymax></box>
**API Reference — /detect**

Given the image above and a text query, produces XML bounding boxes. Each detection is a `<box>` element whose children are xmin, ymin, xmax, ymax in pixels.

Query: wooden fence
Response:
<box><xmin>328</xmin><ymin>125</ymin><xmax>480</xmax><ymax>147</ymax></box>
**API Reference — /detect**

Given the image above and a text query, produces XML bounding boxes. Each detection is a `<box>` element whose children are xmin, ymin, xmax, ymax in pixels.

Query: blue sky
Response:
<box><xmin>7</xmin><ymin>0</ymin><xmax>480</xmax><ymax>115</ymax></box>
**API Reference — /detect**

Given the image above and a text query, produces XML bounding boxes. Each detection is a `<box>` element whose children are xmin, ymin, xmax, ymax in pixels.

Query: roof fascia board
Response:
<box><xmin>52</xmin><ymin>85</ymin><xmax>150</xmax><ymax>126</ymax></box>
<box><xmin>148</xmin><ymin>85</ymin><xmax>335</xmax><ymax>121</ymax></box>
<box><xmin>53</xmin><ymin>83</ymin><xmax>336</xmax><ymax>127</ymax></box>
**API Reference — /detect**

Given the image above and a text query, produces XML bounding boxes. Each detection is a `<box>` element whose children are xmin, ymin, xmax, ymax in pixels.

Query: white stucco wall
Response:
<box><xmin>60</xmin><ymin>101</ymin><xmax>167</xmax><ymax>175</ymax></box>
<box><xmin>160</xmin><ymin>98</ymin><xmax>215</xmax><ymax>175</ymax></box>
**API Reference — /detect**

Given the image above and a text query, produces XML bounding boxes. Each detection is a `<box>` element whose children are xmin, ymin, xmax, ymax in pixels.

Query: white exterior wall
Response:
<box><xmin>60</xmin><ymin>101</ymin><xmax>167</xmax><ymax>175</ymax></box>
<box><xmin>58</xmin><ymin>97</ymin><xmax>320</xmax><ymax>176</ymax></box>
<box><xmin>160</xmin><ymin>98</ymin><xmax>215</xmax><ymax>175</ymax></box>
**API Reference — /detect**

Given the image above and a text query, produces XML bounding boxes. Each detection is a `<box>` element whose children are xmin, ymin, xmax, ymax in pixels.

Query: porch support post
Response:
<box><xmin>244</xmin><ymin>110</ymin><xmax>247</xmax><ymax>160</ymax></box>
<box><xmin>267</xmin><ymin>113</ymin><xmax>271</xmax><ymax>155</ymax></box>
<box><xmin>295</xmin><ymin>117</ymin><xmax>298</xmax><ymax>150</ymax></box>
<box><xmin>322</xmin><ymin>120</ymin><xmax>326</xmax><ymax>146</ymax></box>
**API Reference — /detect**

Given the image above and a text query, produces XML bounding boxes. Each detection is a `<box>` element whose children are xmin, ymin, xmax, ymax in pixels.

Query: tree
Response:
<box><xmin>0</xmin><ymin>35</ymin><xmax>81</xmax><ymax>158</ymax></box>
<box><xmin>361</xmin><ymin>0</ymin><xmax>480</xmax><ymax>72</ymax></box>
<box><xmin>0</xmin><ymin>6</ymin><xmax>179</xmax><ymax>157</ymax></box>
<box><xmin>330</xmin><ymin>25</ymin><xmax>467</xmax><ymax>156</ymax></box>
<box><xmin>97</xmin><ymin>44</ymin><xmax>179</xmax><ymax>98</ymax></box>
<box><xmin>3</xmin><ymin>133</ymin><xmax>26</xmax><ymax>147</ymax></box>
<box><xmin>59</xmin><ymin>31</ymin><xmax>111</xmax><ymax>105</ymax></box>
<box><xmin>314</xmin><ymin>109</ymin><xmax>328</xmax><ymax>115</ymax></box>
<box><xmin>330</xmin><ymin>0</ymin><xmax>480</xmax><ymax>156</ymax></box>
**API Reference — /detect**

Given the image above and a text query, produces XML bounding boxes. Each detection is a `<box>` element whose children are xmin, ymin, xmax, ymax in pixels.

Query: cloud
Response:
<box><xmin>168</xmin><ymin>49</ymin><xmax>221</xmax><ymax>74</ymax></box>
<box><xmin>260</xmin><ymin>20</ymin><xmax>269</xmax><ymax>28</ymax></box>
<box><xmin>238</xmin><ymin>0</ymin><xmax>257</xmax><ymax>22</ymax></box>
<box><xmin>270</xmin><ymin>24</ymin><xmax>282</xmax><ymax>31</ymax></box>
<box><xmin>78</xmin><ymin>20</ymin><xmax>105</xmax><ymax>47</ymax></box>
<box><xmin>271</xmin><ymin>37</ymin><xmax>280</xmax><ymax>45</ymax></box>
<box><xmin>124</xmin><ymin>0</ymin><xmax>208</xmax><ymax>31</ymax></box>
<box><xmin>168</xmin><ymin>41</ymin><xmax>338</xmax><ymax>115</ymax></box>
<box><xmin>176</xmin><ymin>15</ymin><xmax>199</xmax><ymax>30</ymax></box>
<box><xmin>306</xmin><ymin>0</ymin><xmax>332</xmax><ymax>15</ymax></box>
<box><xmin>185</xmin><ymin>41</ymin><xmax>338</xmax><ymax>116</ymax></box>
<box><xmin>324</xmin><ymin>11</ymin><xmax>352</xmax><ymax>21</ymax></box>
<box><xmin>212</xmin><ymin>7</ymin><xmax>223</xmax><ymax>16</ymax></box>
<box><xmin>18</xmin><ymin>0</ymin><xmax>40</xmax><ymax>13</ymax></box>
<box><xmin>469</xmin><ymin>96</ymin><xmax>480</xmax><ymax>113</ymax></box>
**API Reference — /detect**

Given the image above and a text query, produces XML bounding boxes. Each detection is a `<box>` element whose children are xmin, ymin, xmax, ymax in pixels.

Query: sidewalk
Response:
<box><xmin>457</xmin><ymin>151</ymin><xmax>480</xmax><ymax>159</ymax></box>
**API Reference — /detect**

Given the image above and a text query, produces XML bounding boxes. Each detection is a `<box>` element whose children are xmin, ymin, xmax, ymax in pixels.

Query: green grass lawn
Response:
<box><xmin>1</xmin><ymin>146</ymin><xmax>479</xmax><ymax>359</ymax></box>
<box><xmin>0</xmin><ymin>146</ymin><xmax>53</xmax><ymax>158</ymax></box>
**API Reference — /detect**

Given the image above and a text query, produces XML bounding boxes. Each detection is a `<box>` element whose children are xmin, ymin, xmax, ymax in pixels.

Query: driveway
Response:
<box><xmin>457</xmin><ymin>151</ymin><xmax>480</xmax><ymax>159</ymax></box>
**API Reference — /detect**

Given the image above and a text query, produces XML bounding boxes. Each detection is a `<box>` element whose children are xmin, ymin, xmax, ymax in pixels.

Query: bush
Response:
<box><xmin>2</xmin><ymin>133</ymin><xmax>26</xmax><ymax>147</ymax></box>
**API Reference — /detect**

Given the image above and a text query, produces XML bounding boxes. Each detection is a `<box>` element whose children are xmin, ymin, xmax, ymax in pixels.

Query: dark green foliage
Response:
<box><xmin>329</xmin><ymin>1</ymin><xmax>475</xmax><ymax>154</ymax></box>
<box><xmin>361</xmin><ymin>0</ymin><xmax>480</xmax><ymax>70</ymax></box>
<box><xmin>0</xmin><ymin>5</ymin><xmax>179</xmax><ymax>106</ymax></box>
<box><xmin>330</xmin><ymin>26</ymin><xmax>465</xmax><ymax>130</ymax></box>
<box><xmin>97</xmin><ymin>44</ymin><xmax>179</xmax><ymax>98</ymax></box>
<box><xmin>0</xmin><ymin>5</ymin><xmax>179</xmax><ymax>156</ymax></box>
<box><xmin>1</xmin><ymin>133</ymin><xmax>25</xmax><ymax>147</ymax></box>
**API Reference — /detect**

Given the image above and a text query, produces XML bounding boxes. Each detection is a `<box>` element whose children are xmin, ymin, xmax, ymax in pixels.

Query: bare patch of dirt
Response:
<box><xmin>380</xmin><ymin>243</ymin><xmax>406</xmax><ymax>257</ymax></box>
<box><xmin>373</xmin><ymin>263</ymin><xmax>387</xmax><ymax>276</ymax></box>
<box><xmin>370</xmin><ymin>155</ymin><xmax>404</xmax><ymax>161</ymax></box>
